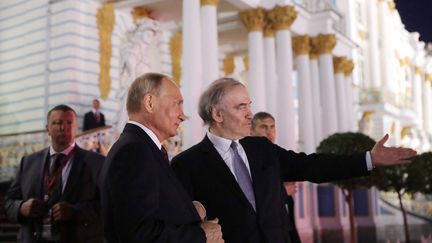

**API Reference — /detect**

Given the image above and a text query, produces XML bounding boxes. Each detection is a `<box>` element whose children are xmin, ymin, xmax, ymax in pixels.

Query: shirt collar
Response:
<box><xmin>50</xmin><ymin>143</ymin><xmax>75</xmax><ymax>156</ymax></box>
<box><xmin>207</xmin><ymin>130</ymin><xmax>238</xmax><ymax>154</ymax></box>
<box><xmin>128</xmin><ymin>121</ymin><xmax>162</xmax><ymax>150</ymax></box>
<box><xmin>92</xmin><ymin>108</ymin><xmax>99</xmax><ymax>114</ymax></box>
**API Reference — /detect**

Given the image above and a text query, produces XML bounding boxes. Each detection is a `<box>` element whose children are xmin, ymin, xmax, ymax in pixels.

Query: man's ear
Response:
<box><xmin>142</xmin><ymin>93</ymin><xmax>155</xmax><ymax>113</ymax></box>
<box><xmin>211</xmin><ymin>106</ymin><xmax>223</xmax><ymax>123</ymax></box>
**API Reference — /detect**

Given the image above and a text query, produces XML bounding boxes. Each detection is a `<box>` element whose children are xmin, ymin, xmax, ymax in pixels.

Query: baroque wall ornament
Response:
<box><xmin>223</xmin><ymin>53</ymin><xmax>235</xmax><ymax>76</ymax></box>
<box><xmin>96</xmin><ymin>3</ymin><xmax>115</xmax><ymax>100</ymax></box>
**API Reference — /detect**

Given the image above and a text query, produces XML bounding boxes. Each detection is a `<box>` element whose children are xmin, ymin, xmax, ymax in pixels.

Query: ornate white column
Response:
<box><xmin>310</xmin><ymin>40</ymin><xmax>323</xmax><ymax>146</ymax></box>
<box><xmin>263</xmin><ymin>22</ymin><xmax>277</xmax><ymax>116</ymax></box>
<box><xmin>240</xmin><ymin>8</ymin><xmax>266</xmax><ymax>112</ymax></box>
<box><xmin>344</xmin><ymin>60</ymin><xmax>356</xmax><ymax>131</ymax></box>
<box><xmin>333</xmin><ymin>56</ymin><xmax>348</xmax><ymax>132</ymax></box>
<box><xmin>293</xmin><ymin>35</ymin><xmax>315</xmax><ymax>153</ymax></box>
<box><xmin>201</xmin><ymin>0</ymin><xmax>219</xmax><ymax>86</ymax></box>
<box><xmin>182</xmin><ymin>0</ymin><xmax>204</xmax><ymax>149</ymax></box>
<box><xmin>315</xmin><ymin>34</ymin><xmax>338</xmax><ymax>138</ymax></box>
<box><xmin>267</xmin><ymin>5</ymin><xmax>297</xmax><ymax>150</ymax></box>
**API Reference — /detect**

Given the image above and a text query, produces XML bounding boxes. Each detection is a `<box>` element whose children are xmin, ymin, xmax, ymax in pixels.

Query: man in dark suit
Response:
<box><xmin>251</xmin><ymin>111</ymin><xmax>301</xmax><ymax>243</ymax></box>
<box><xmin>82</xmin><ymin>99</ymin><xmax>105</xmax><ymax>131</ymax></box>
<box><xmin>171</xmin><ymin>77</ymin><xmax>416</xmax><ymax>243</ymax></box>
<box><xmin>5</xmin><ymin>105</ymin><xmax>104</xmax><ymax>243</ymax></box>
<box><xmin>99</xmin><ymin>72</ymin><xmax>223</xmax><ymax>243</ymax></box>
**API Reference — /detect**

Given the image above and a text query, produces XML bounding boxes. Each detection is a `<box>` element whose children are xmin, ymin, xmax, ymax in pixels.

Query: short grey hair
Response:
<box><xmin>198</xmin><ymin>77</ymin><xmax>244</xmax><ymax>125</ymax></box>
<box><xmin>252</xmin><ymin>112</ymin><xmax>275</xmax><ymax>130</ymax></box>
<box><xmin>126</xmin><ymin>72</ymin><xmax>169</xmax><ymax>114</ymax></box>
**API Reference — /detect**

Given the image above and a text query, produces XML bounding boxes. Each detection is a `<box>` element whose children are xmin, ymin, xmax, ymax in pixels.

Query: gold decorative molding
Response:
<box><xmin>263</xmin><ymin>21</ymin><xmax>275</xmax><ymax>37</ymax></box>
<box><xmin>387</xmin><ymin>1</ymin><xmax>396</xmax><ymax>11</ymax></box>
<box><xmin>132</xmin><ymin>6</ymin><xmax>151</xmax><ymax>21</ymax></box>
<box><xmin>315</xmin><ymin>34</ymin><xmax>337</xmax><ymax>55</ymax></box>
<box><xmin>343</xmin><ymin>59</ymin><xmax>355</xmax><ymax>77</ymax></box>
<box><xmin>266</xmin><ymin>5</ymin><xmax>297</xmax><ymax>31</ymax></box>
<box><xmin>243</xmin><ymin>56</ymin><xmax>249</xmax><ymax>71</ymax></box>
<box><xmin>201</xmin><ymin>0</ymin><xmax>219</xmax><ymax>6</ymax></box>
<box><xmin>223</xmin><ymin>54</ymin><xmax>235</xmax><ymax>76</ymax></box>
<box><xmin>240</xmin><ymin>8</ymin><xmax>266</xmax><ymax>32</ymax></box>
<box><xmin>401</xmin><ymin>126</ymin><xmax>411</xmax><ymax>138</ymax></box>
<box><xmin>170</xmin><ymin>32</ymin><xmax>182</xmax><ymax>86</ymax></box>
<box><xmin>333</xmin><ymin>56</ymin><xmax>346</xmax><ymax>74</ymax></box>
<box><xmin>309</xmin><ymin>36</ymin><xmax>319</xmax><ymax>60</ymax></box>
<box><xmin>415</xmin><ymin>66</ymin><xmax>422</xmax><ymax>75</ymax></box>
<box><xmin>96</xmin><ymin>3</ymin><xmax>115</xmax><ymax>100</ymax></box>
<box><xmin>292</xmin><ymin>35</ymin><xmax>310</xmax><ymax>56</ymax></box>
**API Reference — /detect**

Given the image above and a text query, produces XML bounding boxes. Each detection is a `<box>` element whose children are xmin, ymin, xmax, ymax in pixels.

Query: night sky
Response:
<box><xmin>395</xmin><ymin>0</ymin><xmax>432</xmax><ymax>43</ymax></box>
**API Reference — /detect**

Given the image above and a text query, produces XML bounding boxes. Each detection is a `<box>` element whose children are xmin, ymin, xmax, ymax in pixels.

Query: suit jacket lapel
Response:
<box><xmin>200</xmin><ymin>136</ymin><xmax>256</xmax><ymax>212</ymax></box>
<box><xmin>35</xmin><ymin>148</ymin><xmax>50</xmax><ymax>199</ymax></box>
<box><xmin>62</xmin><ymin>146</ymin><xmax>85</xmax><ymax>201</ymax></box>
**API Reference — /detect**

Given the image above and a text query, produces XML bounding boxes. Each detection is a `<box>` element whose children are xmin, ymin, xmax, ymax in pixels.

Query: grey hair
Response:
<box><xmin>252</xmin><ymin>111</ymin><xmax>275</xmax><ymax>130</ymax></box>
<box><xmin>126</xmin><ymin>72</ymin><xmax>169</xmax><ymax>114</ymax></box>
<box><xmin>198</xmin><ymin>77</ymin><xmax>245</xmax><ymax>125</ymax></box>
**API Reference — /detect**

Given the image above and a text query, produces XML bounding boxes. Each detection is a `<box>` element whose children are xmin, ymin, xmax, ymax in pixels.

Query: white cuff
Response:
<box><xmin>366</xmin><ymin>151</ymin><xmax>374</xmax><ymax>171</ymax></box>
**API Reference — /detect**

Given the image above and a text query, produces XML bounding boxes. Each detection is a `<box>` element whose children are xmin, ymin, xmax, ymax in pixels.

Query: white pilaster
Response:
<box><xmin>201</xmin><ymin>1</ymin><xmax>219</xmax><ymax>86</ymax></box>
<box><xmin>181</xmin><ymin>0</ymin><xmax>204</xmax><ymax>149</ymax></box>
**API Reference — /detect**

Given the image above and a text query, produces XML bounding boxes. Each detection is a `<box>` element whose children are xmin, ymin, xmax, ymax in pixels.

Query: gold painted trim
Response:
<box><xmin>201</xmin><ymin>0</ymin><xmax>219</xmax><ymax>6</ymax></box>
<box><xmin>96</xmin><ymin>3</ymin><xmax>115</xmax><ymax>100</ymax></box>
<box><xmin>170</xmin><ymin>32</ymin><xmax>182</xmax><ymax>86</ymax></box>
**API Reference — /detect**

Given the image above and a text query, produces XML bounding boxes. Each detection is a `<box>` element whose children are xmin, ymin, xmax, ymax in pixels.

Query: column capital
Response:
<box><xmin>266</xmin><ymin>5</ymin><xmax>297</xmax><ymax>31</ymax></box>
<box><xmin>132</xmin><ymin>6</ymin><xmax>152</xmax><ymax>21</ymax></box>
<box><xmin>333</xmin><ymin>56</ymin><xmax>346</xmax><ymax>74</ymax></box>
<box><xmin>415</xmin><ymin>66</ymin><xmax>422</xmax><ymax>75</ymax></box>
<box><xmin>224</xmin><ymin>54</ymin><xmax>235</xmax><ymax>75</ymax></box>
<box><xmin>315</xmin><ymin>34</ymin><xmax>337</xmax><ymax>55</ymax></box>
<box><xmin>240</xmin><ymin>8</ymin><xmax>266</xmax><ymax>32</ymax></box>
<box><xmin>263</xmin><ymin>22</ymin><xmax>275</xmax><ymax>37</ymax></box>
<box><xmin>309</xmin><ymin>36</ymin><xmax>319</xmax><ymax>60</ymax></box>
<box><xmin>201</xmin><ymin>0</ymin><xmax>219</xmax><ymax>6</ymax></box>
<box><xmin>292</xmin><ymin>35</ymin><xmax>310</xmax><ymax>56</ymax></box>
<box><xmin>343</xmin><ymin>59</ymin><xmax>355</xmax><ymax>77</ymax></box>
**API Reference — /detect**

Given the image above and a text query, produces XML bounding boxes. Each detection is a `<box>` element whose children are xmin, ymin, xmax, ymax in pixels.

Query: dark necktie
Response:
<box><xmin>161</xmin><ymin>145</ymin><xmax>169</xmax><ymax>162</ymax></box>
<box><xmin>47</xmin><ymin>153</ymin><xmax>66</xmax><ymax>207</ymax></box>
<box><xmin>231</xmin><ymin>142</ymin><xmax>256</xmax><ymax>211</ymax></box>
